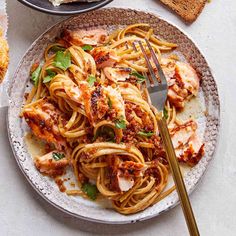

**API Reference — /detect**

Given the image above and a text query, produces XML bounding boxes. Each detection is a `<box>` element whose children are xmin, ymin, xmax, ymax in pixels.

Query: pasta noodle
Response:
<box><xmin>21</xmin><ymin>24</ymin><xmax>204</xmax><ymax>215</ymax></box>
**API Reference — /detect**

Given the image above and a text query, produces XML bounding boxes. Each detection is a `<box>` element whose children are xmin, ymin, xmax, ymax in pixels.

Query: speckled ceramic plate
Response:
<box><xmin>7</xmin><ymin>8</ymin><xmax>220</xmax><ymax>224</ymax></box>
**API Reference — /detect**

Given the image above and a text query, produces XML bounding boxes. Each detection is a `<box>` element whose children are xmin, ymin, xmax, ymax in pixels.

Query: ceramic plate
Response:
<box><xmin>17</xmin><ymin>0</ymin><xmax>113</xmax><ymax>15</ymax></box>
<box><xmin>7</xmin><ymin>8</ymin><xmax>220</xmax><ymax>224</ymax></box>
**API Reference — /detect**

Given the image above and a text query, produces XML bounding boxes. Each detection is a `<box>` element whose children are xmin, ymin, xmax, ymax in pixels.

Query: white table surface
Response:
<box><xmin>1</xmin><ymin>0</ymin><xmax>236</xmax><ymax>235</ymax></box>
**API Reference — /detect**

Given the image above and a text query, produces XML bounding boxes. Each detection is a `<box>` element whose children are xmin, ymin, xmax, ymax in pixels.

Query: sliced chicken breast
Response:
<box><xmin>34</xmin><ymin>151</ymin><xmax>69</xmax><ymax>177</ymax></box>
<box><xmin>62</xmin><ymin>28</ymin><xmax>108</xmax><ymax>46</ymax></box>
<box><xmin>23</xmin><ymin>99</ymin><xmax>67</xmax><ymax>150</ymax></box>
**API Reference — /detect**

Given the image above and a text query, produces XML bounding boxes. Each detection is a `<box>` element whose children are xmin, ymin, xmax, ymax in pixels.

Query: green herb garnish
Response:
<box><xmin>115</xmin><ymin>118</ymin><xmax>126</xmax><ymax>129</ymax></box>
<box><xmin>87</xmin><ymin>75</ymin><xmax>96</xmax><ymax>87</ymax></box>
<box><xmin>82</xmin><ymin>45</ymin><xmax>93</xmax><ymax>51</ymax></box>
<box><xmin>82</xmin><ymin>182</ymin><xmax>98</xmax><ymax>200</ymax></box>
<box><xmin>163</xmin><ymin>107</ymin><xmax>168</xmax><ymax>119</ymax></box>
<box><xmin>31</xmin><ymin>65</ymin><xmax>42</xmax><ymax>87</ymax></box>
<box><xmin>137</xmin><ymin>131</ymin><xmax>154</xmax><ymax>137</ymax></box>
<box><xmin>43</xmin><ymin>69</ymin><xmax>56</xmax><ymax>84</ymax></box>
<box><xmin>108</xmin><ymin>97</ymin><xmax>112</xmax><ymax>109</ymax></box>
<box><xmin>52</xmin><ymin>152</ymin><xmax>65</xmax><ymax>161</ymax></box>
<box><xmin>46</xmin><ymin>69</ymin><xmax>56</xmax><ymax>76</ymax></box>
<box><xmin>130</xmin><ymin>71</ymin><xmax>146</xmax><ymax>83</ymax></box>
<box><xmin>54</xmin><ymin>51</ymin><xmax>71</xmax><ymax>71</ymax></box>
<box><xmin>51</xmin><ymin>45</ymin><xmax>66</xmax><ymax>52</ymax></box>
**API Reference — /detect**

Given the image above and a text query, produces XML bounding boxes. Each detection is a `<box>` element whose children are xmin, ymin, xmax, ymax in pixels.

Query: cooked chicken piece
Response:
<box><xmin>176</xmin><ymin>134</ymin><xmax>204</xmax><ymax>166</ymax></box>
<box><xmin>167</xmin><ymin>89</ymin><xmax>185</xmax><ymax>108</ymax></box>
<box><xmin>89</xmin><ymin>85</ymin><xmax>109</xmax><ymax>123</ymax></box>
<box><xmin>23</xmin><ymin>99</ymin><xmax>67</xmax><ymax>150</ymax></box>
<box><xmin>161</xmin><ymin>58</ymin><xmax>200</xmax><ymax>109</ymax></box>
<box><xmin>0</xmin><ymin>29</ymin><xmax>9</xmax><ymax>83</ymax></box>
<box><xmin>103</xmin><ymin>86</ymin><xmax>126</xmax><ymax>120</ymax></box>
<box><xmin>65</xmin><ymin>85</ymin><xmax>82</xmax><ymax>102</ymax></box>
<box><xmin>170</xmin><ymin>120</ymin><xmax>204</xmax><ymax>165</ymax></box>
<box><xmin>161</xmin><ymin>58</ymin><xmax>176</xmax><ymax>83</ymax></box>
<box><xmin>117</xmin><ymin>161</ymin><xmax>146</xmax><ymax>192</ymax></box>
<box><xmin>63</xmin><ymin>80</ymin><xmax>90</xmax><ymax>104</ymax></box>
<box><xmin>62</xmin><ymin>28</ymin><xmax>108</xmax><ymax>46</ymax></box>
<box><xmin>91</xmin><ymin>47</ymin><xmax>119</xmax><ymax>69</ymax></box>
<box><xmin>107</xmin><ymin>156</ymin><xmax>145</xmax><ymax>192</ymax></box>
<box><xmin>170</xmin><ymin>120</ymin><xmax>197</xmax><ymax>149</ymax></box>
<box><xmin>86</xmin><ymin>85</ymin><xmax>125</xmax><ymax>125</ymax></box>
<box><xmin>34</xmin><ymin>151</ymin><xmax>69</xmax><ymax>177</ymax></box>
<box><xmin>175</xmin><ymin>62</ymin><xmax>200</xmax><ymax>96</ymax></box>
<box><xmin>119</xmin><ymin>161</ymin><xmax>146</xmax><ymax>177</ymax></box>
<box><xmin>103</xmin><ymin>67</ymin><xmax>131</xmax><ymax>83</ymax></box>
<box><xmin>117</xmin><ymin>174</ymin><xmax>134</xmax><ymax>192</ymax></box>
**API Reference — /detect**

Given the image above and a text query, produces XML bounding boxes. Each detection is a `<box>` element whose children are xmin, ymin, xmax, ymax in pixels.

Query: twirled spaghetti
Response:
<box><xmin>21</xmin><ymin>24</ymin><xmax>204</xmax><ymax>214</ymax></box>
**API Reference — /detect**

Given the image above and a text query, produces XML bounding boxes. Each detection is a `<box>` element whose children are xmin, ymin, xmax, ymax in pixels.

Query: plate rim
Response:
<box><xmin>17</xmin><ymin>0</ymin><xmax>113</xmax><ymax>15</ymax></box>
<box><xmin>7</xmin><ymin>7</ymin><xmax>221</xmax><ymax>224</ymax></box>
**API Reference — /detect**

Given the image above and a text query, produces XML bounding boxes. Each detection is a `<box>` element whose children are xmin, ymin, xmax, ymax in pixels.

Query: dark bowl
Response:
<box><xmin>17</xmin><ymin>0</ymin><xmax>113</xmax><ymax>15</ymax></box>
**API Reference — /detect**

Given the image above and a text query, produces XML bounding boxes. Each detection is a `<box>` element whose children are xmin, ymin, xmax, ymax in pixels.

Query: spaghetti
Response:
<box><xmin>21</xmin><ymin>24</ymin><xmax>204</xmax><ymax>214</ymax></box>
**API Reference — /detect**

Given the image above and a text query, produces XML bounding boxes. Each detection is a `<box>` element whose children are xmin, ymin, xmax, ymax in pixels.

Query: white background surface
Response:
<box><xmin>1</xmin><ymin>0</ymin><xmax>236</xmax><ymax>235</ymax></box>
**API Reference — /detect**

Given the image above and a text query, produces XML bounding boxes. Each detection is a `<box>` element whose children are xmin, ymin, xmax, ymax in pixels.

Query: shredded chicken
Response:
<box><xmin>34</xmin><ymin>151</ymin><xmax>69</xmax><ymax>177</ymax></box>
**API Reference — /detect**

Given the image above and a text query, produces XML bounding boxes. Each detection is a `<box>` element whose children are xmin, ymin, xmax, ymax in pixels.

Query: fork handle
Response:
<box><xmin>157</xmin><ymin>115</ymin><xmax>200</xmax><ymax>236</ymax></box>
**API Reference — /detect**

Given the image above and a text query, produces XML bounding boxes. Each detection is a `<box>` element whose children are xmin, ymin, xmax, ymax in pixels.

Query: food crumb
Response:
<box><xmin>168</xmin><ymin>54</ymin><xmax>179</xmax><ymax>61</ymax></box>
<box><xmin>55</xmin><ymin>177</ymin><xmax>66</xmax><ymax>192</ymax></box>
<box><xmin>24</xmin><ymin>93</ymin><xmax>29</xmax><ymax>100</ymax></box>
<box><xmin>204</xmin><ymin>110</ymin><xmax>209</xmax><ymax>116</ymax></box>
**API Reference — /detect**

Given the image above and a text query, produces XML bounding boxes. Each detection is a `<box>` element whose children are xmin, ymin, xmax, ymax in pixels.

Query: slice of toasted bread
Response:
<box><xmin>0</xmin><ymin>28</ymin><xmax>9</xmax><ymax>83</ymax></box>
<box><xmin>159</xmin><ymin>0</ymin><xmax>207</xmax><ymax>22</ymax></box>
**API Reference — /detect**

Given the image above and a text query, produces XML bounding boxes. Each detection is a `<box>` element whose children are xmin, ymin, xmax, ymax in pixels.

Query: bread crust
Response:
<box><xmin>0</xmin><ymin>28</ymin><xmax>9</xmax><ymax>83</ymax></box>
<box><xmin>159</xmin><ymin>0</ymin><xmax>207</xmax><ymax>22</ymax></box>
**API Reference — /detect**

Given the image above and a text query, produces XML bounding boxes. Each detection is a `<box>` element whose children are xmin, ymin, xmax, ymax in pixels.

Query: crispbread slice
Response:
<box><xmin>0</xmin><ymin>28</ymin><xmax>9</xmax><ymax>84</ymax></box>
<box><xmin>159</xmin><ymin>0</ymin><xmax>207</xmax><ymax>22</ymax></box>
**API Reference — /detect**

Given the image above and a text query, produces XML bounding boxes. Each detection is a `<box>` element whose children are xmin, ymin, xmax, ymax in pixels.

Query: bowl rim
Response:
<box><xmin>17</xmin><ymin>0</ymin><xmax>113</xmax><ymax>15</ymax></box>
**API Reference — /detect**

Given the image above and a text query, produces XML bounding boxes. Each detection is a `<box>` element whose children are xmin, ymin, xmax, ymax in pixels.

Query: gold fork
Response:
<box><xmin>135</xmin><ymin>39</ymin><xmax>200</xmax><ymax>236</ymax></box>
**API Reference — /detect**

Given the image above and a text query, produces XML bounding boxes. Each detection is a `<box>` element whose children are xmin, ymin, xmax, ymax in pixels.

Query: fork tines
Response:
<box><xmin>134</xmin><ymin>39</ymin><xmax>167</xmax><ymax>87</ymax></box>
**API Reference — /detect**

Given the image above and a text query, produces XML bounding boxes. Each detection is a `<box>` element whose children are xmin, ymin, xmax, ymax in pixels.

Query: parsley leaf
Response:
<box><xmin>52</xmin><ymin>152</ymin><xmax>65</xmax><ymax>161</ymax></box>
<box><xmin>54</xmin><ymin>51</ymin><xmax>71</xmax><ymax>71</ymax></box>
<box><xmin>87</xmin><ymin>75</ymin><xmax>96</xmax><ymax>87</ymax></box>
<box><xmin>46</xmin><ymin>69</ymin><xmax>56</xmax><ymax>76</ymax></box>
<box><xmin>82</xmin><ymin>45</ymin><xmax>93</xmax><ymax>51</ymax></box>
<box><xmin>115</xmin><ymin>118</ymin><xmax>126</xmax><ymax>129</ymax></box>
<box><xmin>43</xmin><ymin>69</ymin><xmax>56</xmax><ymax>84</ymax></box>
<box><xmin>51</xmin><ymin>45</ymin><xmax>66</xmax><ymax>52</ymax></box>
<box><xmin>43</xmin><ymin>76</ymin><xmax>52</xmax><ymax>84</ymax></box>
<box><xmin>108</xmin><ymin>97</ymin><xmax>112</xmax><ymax>109</ymax></box>
<box><xmin>82</xmin><ymin>182</ymin><xmax>98</xmax><ymax>200</ymax></box>
<box><xmin>31</xmin><ymin>65</ymin><xmax>42</xmax><ymax>87</ymax></box>
<box><xmin>130</xmin><ymin>71</ymin><xmax>146</xmax><ymax>83</ymax></box>
<box><xmin>163</xmin><ymin>107</ymin><xmax>168</xmax><ymax>119</ymax></box>
<box><xmin>138</xmin><ymin>131</ymin><xmax>154</xmax><ymax>137</ymax></box>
